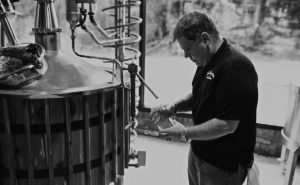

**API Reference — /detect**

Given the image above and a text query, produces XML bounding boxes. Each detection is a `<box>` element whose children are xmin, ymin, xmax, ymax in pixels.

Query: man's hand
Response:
<box><xmin>150</xmin><ymin>104</ymin><xmax>176</xmax><ymax>125</ymax></box>
<box><xmin>159</xmin><ymin>119</ymin><xmax>187</xmax><ymax>139</ymax></box>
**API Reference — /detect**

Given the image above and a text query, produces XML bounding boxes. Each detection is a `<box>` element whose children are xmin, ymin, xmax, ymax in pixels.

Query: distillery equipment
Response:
<box><xmin>280</xmin><ymin>83</ymin><xmax>300</xmax><ymax>185</ymax></box>
<box><xmin>0</xmin><ymin>0</ymin><xmax>154</xmax><ymax>185</ymax></box>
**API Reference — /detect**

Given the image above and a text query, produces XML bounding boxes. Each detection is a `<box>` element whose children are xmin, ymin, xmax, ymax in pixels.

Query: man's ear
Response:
<box><xmin>200</xmin><ymin>32</ymin><xmax>210</xmax><ymax>45</ymax></box>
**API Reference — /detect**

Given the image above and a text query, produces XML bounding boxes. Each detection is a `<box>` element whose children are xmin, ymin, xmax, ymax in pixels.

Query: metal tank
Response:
<box><xmin>0</xmin><ymin>0</ymin><xmax>141</xmax><ymax>184</ymax></box>
<box><xmin>281</xmin><ymin>83</ymin><xmax>300</xmax><ymax>185</ymax></box>
<box><xmin>282</xmin><ymin>83</ymin><xmax>300</xmax><ymax>149</ymax></box>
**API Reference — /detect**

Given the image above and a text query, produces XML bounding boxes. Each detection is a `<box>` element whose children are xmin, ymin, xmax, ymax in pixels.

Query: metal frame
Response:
<box><xmin>138</xmin><ymin>0</ymin><xmax>146</xmax><ymax>108</ymax></box>
<box><xmin>137</xmin><ymin>0</ymin><xmax>192</xmax><ymax>117</ymax></box>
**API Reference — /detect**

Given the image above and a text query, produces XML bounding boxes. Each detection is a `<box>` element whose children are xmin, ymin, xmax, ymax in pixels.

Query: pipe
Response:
<box><xmin>0</xmin><ymin>1</ymin><xmax>19</xmax><ymax>45</ymax></box>
<box><xmin>71</xmin><ymin>29</ymin><xmax>124</xmax><ymax>83</ymax></box>
<box><xmin>88</xmin><ymin>7</ymin><xmax>116</xmax><ymax>38</ymax></box>
<box><xmin>81</xmin><ymin>24</ymin><xmax>130</xmax><ymax>45</ymax></box>
<box><xmin>33</xmin><ymin>0</ymin><xmax>62</xmax><ymax>50</ymax></box>
<box><xmin>138</xmin><ymin>0</ymin><xmax>146</xmax><ymax>107</ymax></box>
<box><xmin>1</xmin><ymin>0</ymin><xmax>14</xmax><ymax>13</ymax></box>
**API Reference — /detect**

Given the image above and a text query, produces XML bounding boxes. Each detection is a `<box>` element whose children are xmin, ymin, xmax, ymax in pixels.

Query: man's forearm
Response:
<box><xmin>174</xmin><ymin>93</ymin><xmax>193</xmax><ymax>112</ymax></box>
<box><xmin>185</xmin><ymin>118</ymin><xmax>239</xmax><ymax>140</ymax></box>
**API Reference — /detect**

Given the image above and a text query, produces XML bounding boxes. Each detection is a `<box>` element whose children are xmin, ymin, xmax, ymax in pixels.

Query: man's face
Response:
<box><xmin>178</xmin><ymin>36</ymin><xmax>209</xmax><ymax>66</ymax></box>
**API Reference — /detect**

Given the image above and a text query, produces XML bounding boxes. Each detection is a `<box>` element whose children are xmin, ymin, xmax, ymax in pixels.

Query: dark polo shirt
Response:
<box><xmin>191</xmin><ymin>39</ymin><xmax>258</xmax><ymax>172</ymax></box>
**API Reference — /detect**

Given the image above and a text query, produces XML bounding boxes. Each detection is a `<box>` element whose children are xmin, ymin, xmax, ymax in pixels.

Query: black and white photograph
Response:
<box><xmin>0</xmin><ymin>0</ymin><xmax>300</xmax><ymax>185</ymax></box>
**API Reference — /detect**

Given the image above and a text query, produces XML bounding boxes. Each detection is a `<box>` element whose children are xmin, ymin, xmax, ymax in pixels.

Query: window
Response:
<box><xmin>142</xmin><ymin>0</ymin><xmax>300</xmax><ymax>127</ymax></box>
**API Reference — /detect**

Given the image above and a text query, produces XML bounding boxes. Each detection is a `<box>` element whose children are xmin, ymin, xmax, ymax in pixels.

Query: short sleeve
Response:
<box><xmin>215</xmin><ymin>64</ymin><xmax>258</xmax><ymax>120</ymax></box>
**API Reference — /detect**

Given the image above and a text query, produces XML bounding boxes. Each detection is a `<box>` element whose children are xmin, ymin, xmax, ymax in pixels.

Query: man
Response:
<box><xmin>151</xmin><ymin>11</ymin><xmax>258</xmax><ymax>185</ymax></box>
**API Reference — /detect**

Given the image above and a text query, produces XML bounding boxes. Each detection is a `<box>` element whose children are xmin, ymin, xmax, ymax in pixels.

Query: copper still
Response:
<box><xmin>0</xmin><ymin>0</ymin><xmax>146</xmax><ymax>184</ymax></box>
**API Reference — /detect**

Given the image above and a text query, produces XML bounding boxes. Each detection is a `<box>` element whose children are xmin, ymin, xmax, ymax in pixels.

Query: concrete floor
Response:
<box><xmin>124</xmin><ymin>135</ymin><xmax>300</xmax><ymax>185</ymax></box>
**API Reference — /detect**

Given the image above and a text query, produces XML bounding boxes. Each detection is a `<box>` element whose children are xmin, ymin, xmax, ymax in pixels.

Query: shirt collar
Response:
<box><xmin>192</xmin><ymin>38</ymin><xmax>229</xmax><ymax>86</ymax></box>
<box><xmin>205</xmin><ymin>38</ymin><xmax>229</xmax><ymax>70</ymax></box>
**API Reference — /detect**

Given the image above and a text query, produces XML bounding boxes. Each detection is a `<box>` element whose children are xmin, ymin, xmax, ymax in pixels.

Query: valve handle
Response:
<box><xmin>128</xmin><ymin>63</ymin><xmax>159</xmax><ymax>99</ymax></box>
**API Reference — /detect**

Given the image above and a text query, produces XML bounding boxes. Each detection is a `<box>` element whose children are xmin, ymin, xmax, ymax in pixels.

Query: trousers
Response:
<box><xmin>188</xmin><ymin>148</ymin><xmax>247</xmax><ymax>185</ymax></box>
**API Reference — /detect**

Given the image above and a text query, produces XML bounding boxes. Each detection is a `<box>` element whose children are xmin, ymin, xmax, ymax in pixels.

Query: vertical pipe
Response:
<box><xmin>124</xmin><ymin>89</ymin><xmax>130</xmax><ymax>168</ymax></box>
<box><xmin>98</xmin><ymin>92</ymin><xmax>106</xmax><ymax>185</ymax></box>
<box><xmin>1</xmin><ymin>0</ymin><xmax>14</xmax><ymax>13</ymax></box>
<box><xmin>130</xmin><ymin>68</ymin><xmax>136</xmax><ymax>121</ymax></box>
<box><xmin>111</xmin><ymin>89</ymin><xmax>117</xmax><ymax>181</ymax></box>
<box><xmin>83</xmin><ymin>96</ymin><xmax>91</xmax><ymax>185</ymax></box>
<box><xmin>127</xmin><ymin>0</ymin><xmax>131</xmax><ymax>37</ymax></box>
<box><xmin>0</xmin><ymin>1</ymin><xmax>19</xmax><ymax>45</ymax></box>
<box><xmin>34</xmin><ymin>2</ymin><xmax>40</xmax><ymax>29</ymax></box>
<box><xmin>284</xmin><ymin>150</ymin><xmax>298</xmax><ymax>185</ymax></box>
<box><xmin>1</xmin><ymin>23</ymin><xmax>5</xmax><ymax>47</ymax></box>
<box><xmin>64</xmin><ymin>98</ymin><xmax>73</xmax><ymax>185</ymax></box>
<box><xmin>138</xmin><ymin>0</ymin><xmax>146</xmax><ymax>107</ymax></box>
<box><xmin>1</xmin><ymin>98</ymin><xmax>16</xmax><ymax>185</ymax></box>
<box><xmin>49</xmin><ymin>2</ymin><xmax>59</xmax><ymax>28</ymax></box>
<box><xmin>114</xmin><ymin>0</ymin><xmax>118</xmax><ymax>60</ymax></box>
<box><xmin>121</xmin><ymin>0</ymin><xmax>126</xmax><ymax>39</ymax></box>
<box><xmin>115</xmin><ymin>0</ymin><xmax>126</xmax><ymax>81</ymax></box>
<box><xmin>128</xmin><ymin>67</ymin><xmax>136</xmax><ymax>171</ymax></box>
<box><xmin>0</xmin><ymin>17</ymin><xmax>19</xmax><ymax>45</ymax></box>
<box><xmin>43</xmin><ymin>2</ymin><xmax>51</xmax><ymax>29</ymax></box>
<box><xmin>44</xmin><ymin>99</ymin><xmax>54</xmax><ymax>185</ymax></box>
<box><xmin>118</xmin><ymin>88</ymin><xmax>125</xmax><ymax>176</ymax></box>
<box><xmin>23</xmin><ymin>100</ymin><xmax>34</xmax><ymax>185</ymax></box>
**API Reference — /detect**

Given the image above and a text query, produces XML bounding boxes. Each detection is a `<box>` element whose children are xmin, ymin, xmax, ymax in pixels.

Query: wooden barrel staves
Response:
<box><xmin>0</xmin><ymin>86</ymin><xmax>130</xmax><ymax>185</ymax></box>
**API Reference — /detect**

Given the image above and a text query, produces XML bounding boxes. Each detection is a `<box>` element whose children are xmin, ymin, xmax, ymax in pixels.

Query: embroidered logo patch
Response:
<box><xmin>206</xmin><ymin>70</ymin><xmax>215</xmax><ymax>80</ymax></box>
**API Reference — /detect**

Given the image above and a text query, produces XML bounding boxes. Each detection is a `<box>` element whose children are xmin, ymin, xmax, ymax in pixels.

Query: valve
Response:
<box><xmin>128</xmin><ymin>150</ymin><xmax>146</xmax><ymax>168</ymax></box>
